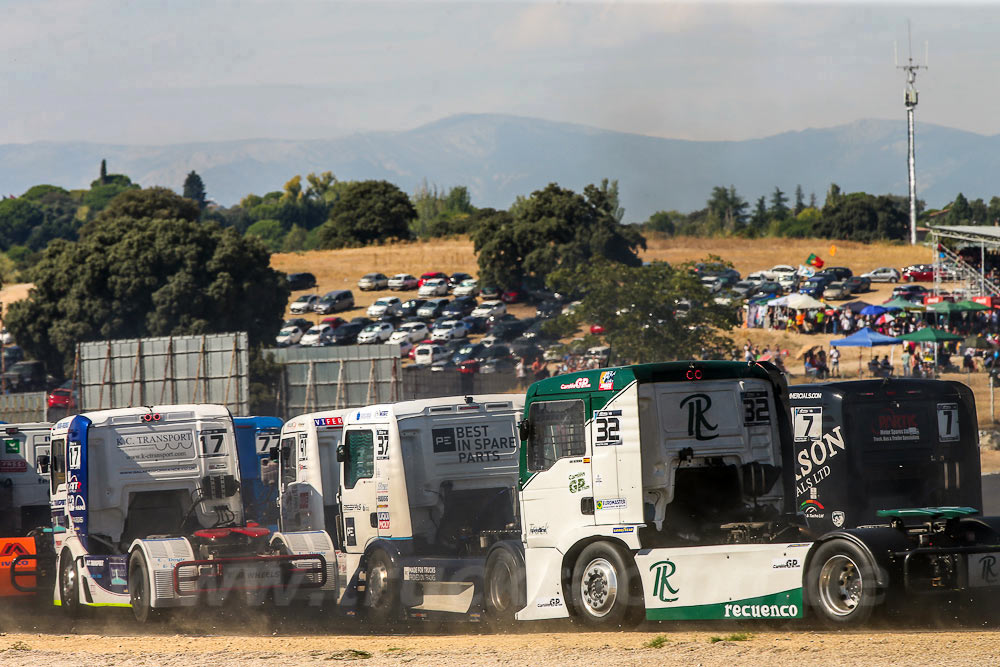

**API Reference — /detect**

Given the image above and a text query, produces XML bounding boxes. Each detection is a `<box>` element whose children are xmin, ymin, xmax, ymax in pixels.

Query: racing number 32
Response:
<box><xmin>595</xmin><ymin>416</ymin><xmax>620</xmax><ymax>444</ymax></box>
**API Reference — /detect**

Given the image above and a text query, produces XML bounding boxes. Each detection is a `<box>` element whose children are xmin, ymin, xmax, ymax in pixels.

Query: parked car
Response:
<box><xmin>818</xmin><ymin>266</ymin><xmax>853</xmax><ymax>281</ymax></box>
<box><xmin>799</xmin><ymin>275</ymin><xmax>834</xmax><ymax>297</ymax></box>
<box><xmin>418</xmin><ymin>278</ymin><xmax>449</xmax><ymax>297</ymax></box>
<box><xmin>536</xmin><ymin>301</ymin><xmax>563</xmax><ymax>318</ymax></box>
<box><xmin>418</xmin><ymin>271</ymin><xmax>448</xmax><ymax>287</ymax></box>
<box><xmin>442</xmin><ymin>296</ymin><xmax>478</xmax><ymax>318</ymax></box>
<box><xmin>501</xmin><ymin>287</ymin><xmax>527</xmax><ymax>304</ymax></box>
<box><xmin>453</xmin><ymin>279</ymin><xmax>479</xmax><ymax>297</ymax></box>
<box><xmin>431</xmin><ymin>320</ymin><xmax>468</xmax><ymax>342</ymax></box>
<box><xmin>892</xmin><ymin>284</ymin><xmax>930</xmax><ymax>302</ymax></box>
<box><xmin>902</xmin><ymin>264</ymin><xmax>934</xmax><ymax>282</ymax></box>
<box><xmin>299</xmin><ymin>324</ymin><xmax>334</xmax><ymax>347</ymax></box>
<box><xmin>320</xmin><ymin>316</ymin><xmax>347</xmax><ymax>328</ymax></box>
<box><xmin>843</xmin><ymin>275</ymin><xmax>871</xmax><ymax>294</ymax></box>
<box><xmin>350</xmin><ymin>316</ymin><xmax>374</xmax><ymax>327</ymax></box>
<box><xmin>367</xmin><ymin>296</ymin><xmax>403</xmax><ymax>319</ymax></box>
<box><xmin>286</xmin><ymin>272</ymin><xmax>317</xmax><ymax>291</ymax></box>
<box><xmin>862</xmin><ymin>267</ymin><xmax>901</xmax><ymax>283</ymax></box>
<box><xmin>387</xmin><ymin>273</ymin><xmax>419</xmax><ymax>290</ymax></box>
<box><xmin>731</xmin><ymin>281</ymin><xmax>757</xmax><ymax>299</ymax></box>
<box><xmin>450</xmin><ymin>342</ymin><xmax>487</xmax><ymax>366</ymax></box>
<box><xmin>416</xmin><ymin>298</ymin><xmax>450</xmax><ymax>319</ymax></box>
<box><xmin>330</xmin><ymin>322</ymin><xmax>364</xmax><ymax>345</ymax></box>
<box><xmin>822</xmin><ymin>282</ymin><xmax>852</xmax><ymax>300</ymax></box>
<box><xmin>399</xmin><ymin>298</ymin><xmax>427</xmax><ymax>318</ymax></box>
<box><xmin>763</xmin><ymin>265</ymin><xmax>797</xmax><ymax>281</ymax></box>
<box><xmin>461</xmin><ymin>315</ymin><xmax>489</xmax><ymax>334</ymax></box>
<box><xmin>283</xmin><ymin>317</ymin><xmax>312</xmax><ymax>331</ymax></box>
<box><xmin>0</xmin><ymin>328</ymin><xmax>13</xmax><ymax>346</ymax></box>
<box><xmin>313</xmin><ymin>290</ymin><xmax>355</xmax><ymax>314</ymax></box>
<box><xmin>777</xmin><ymin>273</ymin><xmax>801</xmax><ymax>291</ymax></box>
<box><xmin>276</xmin><ymin>324</ymin><xmax>306</xmax><ymax>347</ymax></box>
<box><xmin>471</xmin><ymin>300</ymin><xmax>506</xmax><ymax>318</ymax></box>
<box><xmin>754</xmin><ymin>281</ymin><xmax>783</xmax><ymax>297</ymax></box>
<box><xmin>414</xmin><ymin>343</ymin><xmax>449</xmax><ymax>365</ymax></box>
<box><xmin>358</xmin><ymin>273</ymin><xmax>389</xmax><ymax>291</ymax></box>
<box><xmin>390</xmin><ymin>321</ymin><xmax>429</xmax><ymax>344</ymax></box>
<box><xmin>480</xmin><ymin>285</ymin><xmax>501</xmax><ymax>300</ymax></box>
<box><xmin>358</xmin><ymin>322</ymin><xmax>394</xmax><ymax>344</ymax></box>
<box><xmin>47</xmin><ymin>387</ymin><xmax>77</xmax><ymax>409</ymax></box>
<box><xmin>448</xmin><ymin>272</ymin><xmax>474</xmax><ymax>289</ymax></box>
<box><xmin>289</xmin><ymin>293</ymin><xmax>320</xmax><ymax>314</ymax></box>
<box><xmin>522</xmin><ymin>320</ymin><xmax>554</xmax><ymax>342</ymax></box>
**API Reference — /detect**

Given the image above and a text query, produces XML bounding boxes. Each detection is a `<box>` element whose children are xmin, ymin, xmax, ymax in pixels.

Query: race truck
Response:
<box><xmin>271</xmin><ymin>395</ymin><xmax>524</xmax><ymax>621</ymax></box>
<box><xmin>501</xmin><ymin>362</ymin><xmax>1000</xmax><ymax>627</ymax></box>
<box><xmin>0</xmin><ymin>422</ymin><xmax>53</xmax><ymax>598</ymax></box>
<box><xmin>36</xmin><ymin>405</ymin><xmax>327</xmax><ymax>622</ymax></box>
<box><xmin>233</xmin><ymin>416</ymin><xmax>283</xmax><ymax>530</ymax></box>
<box><xmin>789</xmin><ymin>379</ymin><xmax>981</xmax><ymax>534</ymax></box>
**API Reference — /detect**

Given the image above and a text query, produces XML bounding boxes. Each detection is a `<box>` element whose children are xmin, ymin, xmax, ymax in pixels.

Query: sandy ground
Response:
<box><xmin>2</xmin><ymin>626</ymin><xmax>1000</xmax><ymax>666</ymax></box>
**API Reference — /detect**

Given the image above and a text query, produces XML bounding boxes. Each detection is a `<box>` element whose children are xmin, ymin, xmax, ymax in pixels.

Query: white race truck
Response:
<box><xmin>0</xmin><ymin>422</ymin><xmax>52</xmax><ymax>536</ymax></box>
<box><xmin>46</xmin><ymin>405</ymin><xmax>328</xmax><ymax>621</ymax></box>
<box><xmin>272</xmin><ymin>395</ymin><xmax>524</xmax><ymax>621</ymax></box>
<box><xmin>504</xmin><ymin>362</ymin><xmax>1000</xmax><ymax>627</ymax></box>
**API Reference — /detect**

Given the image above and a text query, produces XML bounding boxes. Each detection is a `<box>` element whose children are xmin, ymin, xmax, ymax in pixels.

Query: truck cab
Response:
<box><xmin>233</xmin><ymin>416</ymin><xmax>283</xmax><ymax>530</ymax></box>
<box><xmin>276</xmin><ymin>410</ymin><xmax>348</xmax><ymax>537</ymax></box>
<box><xmin>0</xmin><ymin>422</ymin><xmax>52</xmax><ymax>536</ymax></box>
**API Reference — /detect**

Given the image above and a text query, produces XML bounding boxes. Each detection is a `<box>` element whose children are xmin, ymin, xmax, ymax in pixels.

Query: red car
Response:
<box><xmin>501</xmin><ymin>288</ymin><xmax>526</xmax><ymax>304</ymax></box>
<box><xmin>408</xmin><ymin>338</ymin><xmax>433</xmax><ymax>360</ymax></box>
<box><xmin>418</xmin><ymin>272</ymin><xmax>448</xmax><ymax>288</ymax></box>
<box><xmin>590</xmin><ymin>324</ymin><xmax>606</xmax><ymax>335</ymax></box>
<box><xmin>321</xmin><ymin>316</ymin><xmax>347</xmax><ymax>328</ymax></box>
<box><xmin>458</xmin><ymin>359</ymin><xmax>480</xmax><ymax>374</ymax></box>
<box><xmin>47</xmin><ymin>388</ymin><xmax>76</xmax><ymax>409</ymax></box>
<box><xmin>902</xmin><ymin>265</ymin><xmax>934</xmax><ymax>282</ymax></box>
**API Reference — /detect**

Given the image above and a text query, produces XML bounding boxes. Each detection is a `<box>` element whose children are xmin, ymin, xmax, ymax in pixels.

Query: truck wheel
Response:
<box><xmin>59</xmin><ymin>551</ymin><xmax>81</xmax><ymax>617</ymax></box>
<box><xmin>484</xmin><ymin>548</ymin><xmax>523</xmax><ymax>624</ymax></box>
<box><xmin>364</xmin><ymin>550</ymin><xmax>399</xmax><ymax>625</ymax></box>
<box><xmin>570</xmin><ymin>542</ymin><xmax>640</xmax><ymax>628</ymax></box>
<box><xmin>806</xmin><ymin>540</ymin><xmax>877</xmax><ymax>626</ymax></box>
<box><xmin>128</xmin><ymin>551</ymin><xmax>161</xmax><ymax>624</ymax></box>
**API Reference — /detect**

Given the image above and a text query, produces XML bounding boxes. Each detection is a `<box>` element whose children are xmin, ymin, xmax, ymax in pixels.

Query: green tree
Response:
<box><xmin>644</xmin><ymin>210</ymin><xmax>682</xmax><ymax>235</ymax></box>
<box><xmin>794</xmin><ymin>185</ymin><xmax>805</xmax><ymax>215</ymax></box>
<box><xmin>315</xmin><ymin>180</ymin><xmax>416</xmax><ymax>248</ymax></box>
<box><xmin>815</xmin><ymin>193</ymin><xmax>908</xmax><ymax>242</ymax></box>
<box><xmin>93</xmin><ymin>186</ymin><xmax>200</xmax><ymax>225</ymax></box>
<box><xmin>21</xmin><ymin>184</ymin><xmax>69</xmax><ymax>201</ymax></box>
<box><xmin>304</xmin><ymin>171</ymin><xmax>336</xmax><ymax>201</ymax></box>
<box><xmin>183</xmin><ymin>170</ymin><xmax>207</xmax><ymax>211</ymax></box>
<box><xmin>472</xmin><ymin>182</ymin><xmax>645</xmax><ymax>290</ymax></box>
<box><xmin>245</xmin><ymin>219</ymin><xmax>286</xmax><ymax>252</ymax></box>
<box><xmin>825</xmin><ymin>183</ymin><xmax>842</xmax><ymax>208</ymax></box>
<box><xmin>707</xmin><ymin>185</ymin><xmax>748</xmax><ymax>233</ymax></box>
<box><xmin>989</xmin><ymin>197</ymin><xmax>1000</xmax><ymax>226</ymax></box>
<box><xmin>547</xmin><ymin>260</ymin><xmax>735</xmax><ymax>363</ymax></box>
<box><xmin>949</xmin><ymin>193</ymin><xmax>971</xmax><ymax>224</ymax></box>
<box><xmin>969</xmin><ymin>197</ymin><xmax>988</xmax><ymax>225</ymax></box>
<box><xmin>100</xmin><ymin>159</ymin><xmax>108</xmax><ymax>184</ymax></box>
<box><xmin>7</xmin><ymin>216</ymin><xmax>288</xmax><ymax>374</ymax></box>
<box><xmin>769</xmin><ymin>187</ymin><xmax>789</xmax><ymax>220</ymax></box>
<box><xmin>748</xmin><ymin>196</ymin><xmax>768</xmax><ymax>236</ymax></box>
<box><xmin>0</xmin><ymin>198</ymin><xmax>44</xmax><ymax>249</ymax></box>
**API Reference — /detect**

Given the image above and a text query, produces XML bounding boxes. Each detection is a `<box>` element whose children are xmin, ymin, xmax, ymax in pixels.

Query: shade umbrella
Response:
<box><xmin>882</xmin><ymin>296</ymin><xmax>925</xmax><ymax>311</ymax></box>
<box><xmin>899</xmin><ymin>327</ymin><xmax>964</xmax><ymax>376</ymax></box>
<box><xmin>954</xmin><ymin>300</ymin><xmax>990</xmax><ymax>312</ymax></box>
<box><xmin>831</xmin><ymin>327</ymin><xmax>901</xmax><ymax>377</ymax></box>
<box><xmin>785</xmin><ymin>293</ymin><xmax>826</xmax><ymax>309</ymax></box>
<box><xmin>860</xmin><ymin>305</ymin><xmax>888</xmax><ymax>317</ymax></box>
<box><xmin>928</xmin><ymin>301</ymin><xmax>972</xmax><ymax>314</ymax></box>
<box><xmin>875</xmin><ymin>313</ymin><xmax>895</xmax><ymax>325</ymax></box>
<box><xmin>843</xmin><ymin>300</ymin><xmax>872</xmax><ymax>314</ymax></box>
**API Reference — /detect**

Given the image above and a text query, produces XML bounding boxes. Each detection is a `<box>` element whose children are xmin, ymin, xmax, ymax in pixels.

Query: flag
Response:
<box><xmin>806</xmin><ymin>253</ymin><xmax>824</xmax><ymax>268</ymax></box>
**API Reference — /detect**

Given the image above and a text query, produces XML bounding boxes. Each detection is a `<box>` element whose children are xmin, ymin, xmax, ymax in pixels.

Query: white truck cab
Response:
<box><xmin>0</xmin><ymin>422</ymin><xmax>52</xmax><ymax>536</ymax></box>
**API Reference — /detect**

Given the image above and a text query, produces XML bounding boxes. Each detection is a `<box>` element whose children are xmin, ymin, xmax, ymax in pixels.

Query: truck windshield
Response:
<box><xmin>50</xmin><ymin>437</ymin><xmax>66</xmax><ymax>492</ymax></box>
<box><xmin>527</xmin><ymin>399</ymin><xmax>586</xmax><ymax>472</ymax></box>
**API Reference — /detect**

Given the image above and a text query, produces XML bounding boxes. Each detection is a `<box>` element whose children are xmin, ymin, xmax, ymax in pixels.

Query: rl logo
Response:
<box><xmin>981</xmin><ymin>555</ymin><xmax>998</xmax><ymax>585</ymax></box>
<box><xmin>680</xmin><ymin>393</ymin><xmax>718</xmax><ymax>440</ymax></box>
<box><xmin>650</xmin><ymin>559</ymin><xmax>680</xmax><ymax>603</ymax></box>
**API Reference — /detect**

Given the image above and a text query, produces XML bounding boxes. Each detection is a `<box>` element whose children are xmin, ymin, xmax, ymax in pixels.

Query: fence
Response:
<box><xmin>0</xmin><ymin>392</ymin><xmax>47</xmax><ymax>423</ymax></box>
<box><xmin>77</xmin><ymin>333</ymin><xmax>249</xmax><ymax>414</ymax></box>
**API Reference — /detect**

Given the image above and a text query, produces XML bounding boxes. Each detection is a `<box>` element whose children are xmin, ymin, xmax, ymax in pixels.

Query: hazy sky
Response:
<box><xmin>3</xmin><ymin>1</ymin><xmax>998</xmax><ymax>145</ymax></box>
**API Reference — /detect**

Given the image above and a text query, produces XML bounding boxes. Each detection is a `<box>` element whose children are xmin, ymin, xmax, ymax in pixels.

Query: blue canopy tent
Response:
<box><xmin>830</xmin><ymin>327</ymin><xmax>900</xmax><ymax>377</ymax></box>
<box><xmin>859</xmin><ymin>305</ymin><xmax>888</xmax><ymax>317</ymax></box>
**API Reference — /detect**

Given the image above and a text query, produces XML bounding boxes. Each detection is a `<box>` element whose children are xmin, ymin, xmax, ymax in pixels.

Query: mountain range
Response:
<box><xmin>2</xmin><ymin>114</ymin><xmax>998</xmax><ymax>221</ymax></box>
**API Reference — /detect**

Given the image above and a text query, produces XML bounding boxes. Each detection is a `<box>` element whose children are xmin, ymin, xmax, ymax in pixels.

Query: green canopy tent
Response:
<box><xmin>881</xmin><ymin>296</ymin><xmax>925</xmax><ymax>311</ymax></box>
<box><xmin>954</xmin><ymin>300</ymin><xmax>990</xmax><ymax>312</ymax></box>
<box><xmin>899</xmin><ymin>327</ymin><xmax>965</xmax><ymax>376</ymax></box>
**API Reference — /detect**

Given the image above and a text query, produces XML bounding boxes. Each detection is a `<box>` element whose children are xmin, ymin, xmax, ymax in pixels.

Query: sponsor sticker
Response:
<box><xmin>612</xmin><ymin>526</ymin><xmax>634</xmax><ymax>534</ymax></box>
<box><xmin>536</xmin><ymin>597</ymin><xmax>563</xmax><ymax>608</ymax></box>
<box><xmin>0</xmin><ymin>459</ymin><xmax>27</xmax><ymax>473</ymax></box>
<box><xmin>568</xmin><ymin>472</ymin><xmax>589</xmax><ymax>493</ymax></box>
<box><xmin>378</xmin><ymin>512</ymin><xmax>390</xmax><ymax>530</ymax></box>
<box><xmin>724</xmin><ymin>603</ymin><xmax>799</xmax><ymax>618</ymax></box>
<box><xmin>528</xmin><ymin>524</ymin><xmax>548</xmax><ymax>535</ymax></box>
<box><xmin>404</xmin><ymin>566</ymin><xmax>436</xmax><ymax>582</ymax></box>
<box><xmin>789</xmin><ymin>392</ymin><xmax>822</xmax><ymax>399</ymax></box>
<box><xmin>598</xmin><ymin>370</ymin><xmax>616</xmax><ymax>391</ymax></box>
<box><xmin>560</xmin><ymin>377</ymin><xmax>591</xmax><ymax>390</ymax></box>
<box><xmin>313</xmin><ymin>416</ymin><xmax>344</xmax><ymax>427</ymax></box>
<box><xmin>831</xmin><ymin>510</ymin><xmax>845</xmax><ymax>527</ymax></box>
<box><xmin>771</xmin><ymin>557</ymin><xmax>802</xmax><ymax>570</ymax></box>
<box><xmin>4</xmin><ymin>439</ymin><xmax>19</xmax><ymax>454</ymax></box>
<box><xmin>595</xmin><ymin>498</ymin><xmax>626</xmax><ymax>510</ymax></box>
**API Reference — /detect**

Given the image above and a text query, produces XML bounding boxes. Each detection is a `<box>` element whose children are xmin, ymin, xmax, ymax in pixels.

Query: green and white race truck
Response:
<box><xmin>496</xmin><ymin>361</ymin><xmax>1000</xmax><ymax>626</ymax></box>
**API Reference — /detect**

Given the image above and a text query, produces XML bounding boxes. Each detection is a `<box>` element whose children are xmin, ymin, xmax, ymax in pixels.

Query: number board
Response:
<box><xmin>256</xmin><ymin>432</ymin><xmax>280</xmax><ymax>455</ymax></box>
<box><xmin>594</xmin><ymin>410</ymin><xmax>622</xmax><ymax>446</ymax></box>
<box><xmin>200</xmin><ymin>429</ymin><xmax>227</xmax><ymax>457</ymax></box>
<box><xmin>793</xmin><ymin>407</ymin><xmax>822</xmax><ymax>442</ymax></box>
<box><xmin>741</xmin><ymin>390</ymin><xmax>771</xmax><ymax>426</ymax></box>
<box><xmin>937</xmin><ymin>403</ymin><xmax>960</xmax><ymax>442</ymax></box>
<box><xmin>376</xmin><ymin>429</ymin><xmax>390</xmax><ymax>460</ymax></box>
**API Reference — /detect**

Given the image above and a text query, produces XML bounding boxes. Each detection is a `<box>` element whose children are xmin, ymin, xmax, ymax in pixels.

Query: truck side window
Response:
<box><xmin>527</xmin><ymin>399</ymin><xmax>586</xmax><ymax>472</ymax></box>
<box><xmin>344</xmin><ymin>430</ymin><xmax>374</xmax><ymax>489</ymax></box>
<box><xmin>50</xmin><ymin>437</ymin><xmax>66</xmax><ymax>492</ymax></box>
<box><xmin>279</xmin><ymin>436</ymin><xmax>297</xmax><ymax>487</ymax></box>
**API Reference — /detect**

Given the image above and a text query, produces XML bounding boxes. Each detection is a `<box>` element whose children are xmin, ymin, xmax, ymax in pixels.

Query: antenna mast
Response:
<box><xmin>898</xmin><ymin>21</ymin><xmax>927</xmax><ymax>245</ymax></box>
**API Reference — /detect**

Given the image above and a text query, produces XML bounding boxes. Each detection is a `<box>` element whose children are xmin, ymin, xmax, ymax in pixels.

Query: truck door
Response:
<box><xmin>520</xmin><ymin>396</ymin><xmax>594</xmax><ymax>547</ymax></box>
<box><xmin>340</xmin><ymin>427</ymin><xmax>378</xmax><ymax>553</ymax></box>
<box><xmin>277</xmin><ymin>433</ymin><xmax>305</xmax><ymax>530</ymax></box>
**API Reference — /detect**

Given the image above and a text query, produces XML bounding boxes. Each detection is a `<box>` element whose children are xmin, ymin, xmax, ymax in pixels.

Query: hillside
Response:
<box><xmin>2</xmin><ymin>115</ymin><xmax>1000</xmax><ymax>219</ymax></box>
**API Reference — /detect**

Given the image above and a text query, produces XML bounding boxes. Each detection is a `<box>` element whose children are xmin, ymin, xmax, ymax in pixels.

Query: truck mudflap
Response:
<box><xmin>173</xmin><ymin>553</ymin><xmax>327</xmax><ymax>595</ymax></box>
<box><xmin>2</xmin><ymin>538</ymin><xmax>38</xmax><ymax>596</ymax></box>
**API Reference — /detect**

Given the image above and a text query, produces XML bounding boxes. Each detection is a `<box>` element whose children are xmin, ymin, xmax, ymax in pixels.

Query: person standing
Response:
<box><xmin>830</xmin><ymin>346</ymin><xmax>840</xmax><ymax>377</ymax></box>
<box><xmin>900</xmin><ymin>346</ymin><xmax>911</xmax><ymax>377</ymax></box>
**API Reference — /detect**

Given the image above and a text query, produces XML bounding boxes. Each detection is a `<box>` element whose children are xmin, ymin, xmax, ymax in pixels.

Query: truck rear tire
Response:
<box><xmin>59</xmin><ymin>551</ymin><xmax>81</xmax><ymax>617</ymax></box>
<box><xmin>128</xmin><ymin>551</ymin><xmax>161</xmax><ymax>624</ymax></box>
<box><xmin>570</xmin><ymin>542</ymin><xmax>641</xmax><ymax>628</ymax></box>
<box><xmin>806</xmin><ymin>540</ymin><xmax>877</xmax><ymax>627</ymax></box>
<box><xmin>364</xmin><ymin>550</ymin><xmax>399</xmax><ymax>625</ymax></box>
<box><xmin>484</xmin><ymin>548</ymin><xmax>523</xmax><ymax>624</ymax></box>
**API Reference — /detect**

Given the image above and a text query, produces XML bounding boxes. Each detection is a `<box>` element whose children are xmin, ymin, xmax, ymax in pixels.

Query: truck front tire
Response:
<box><xmin>364</xmin><ymin>550</ymin><xmax>399</xmax><ymax>625</ymax></box>
<box><xmin>570</xmin><ymin>542</ymin><xmax>641</xmax><ymax>628</ymax></box>
<box><xmin>484</xmin><ymin>548</ymin><xmax>524</xmax><ymax>624</ymax></box>
<box><xmin>806</xmin><ymin>540</ymin><xmax>877</xmax><ymax>626</ymax></box>
<box><xmin>59</xmin><ymin>551</ymin><xmax>81</xmax><ymax>617</ymax></box>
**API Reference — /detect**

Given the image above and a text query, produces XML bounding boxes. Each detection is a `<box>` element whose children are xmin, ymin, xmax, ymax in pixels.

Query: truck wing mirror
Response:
<box><xmin>36</xmin><ymin>454</ymin><xmax>50</xmax><ymax>474</ymax></box>
<box><xmin>336</xmin><ymin>444</ymin><xmax>347</xmax><ymax>463</ymax></box>
<box><xmin>517</xmin><ymin>419</ymin><xmax>531</xmax><ymax>442</ymax></box>
<box><xmin>269</xmin><ymin>446</ymin><xmax>280</xmax><ymax>461</ymax></box>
